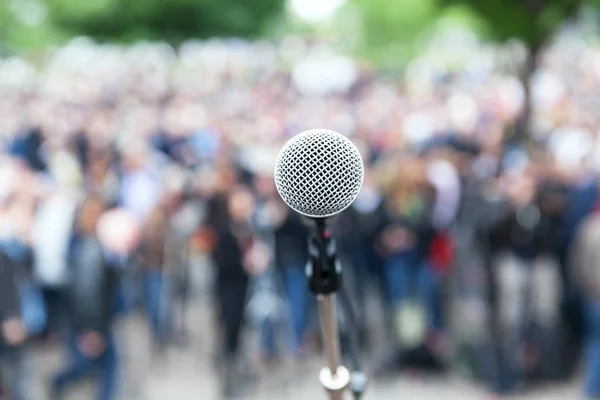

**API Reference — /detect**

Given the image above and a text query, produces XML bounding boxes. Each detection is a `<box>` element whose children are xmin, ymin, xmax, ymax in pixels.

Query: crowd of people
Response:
<box><xmin>1</xmin><ymin>27</ymin><xmax>600</xmax><ymax>399</ymax></box>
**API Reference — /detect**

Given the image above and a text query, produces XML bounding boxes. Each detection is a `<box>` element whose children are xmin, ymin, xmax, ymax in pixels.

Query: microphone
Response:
<box><xmin>274</xmin><ymin>129</ymin><xmax>365</xmax><ymax>400</ymax></box>
<box><xmin>274</xmin><ymin>129</ymin><xmax>364</xmax><ymax>219</ymax></box>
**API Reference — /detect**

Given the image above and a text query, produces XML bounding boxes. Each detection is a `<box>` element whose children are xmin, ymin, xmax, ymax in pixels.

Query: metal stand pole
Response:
<box><xmin>318</xmin><ymin>294</ymin><xmax>350</xmax><ymax>400</ymax></box>
<box><xmin>306</xmin><ymin>217</ymin><xmax>356</xmax><ymax>400</ymax></box>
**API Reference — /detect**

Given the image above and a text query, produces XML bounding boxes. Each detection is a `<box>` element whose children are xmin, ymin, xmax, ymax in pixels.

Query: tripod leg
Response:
<box><xmin>339</xmin><ymin>287</ymin><xmax>369</xmax><ymax>399</ymax></box>
<box><xmin>339</xmin><ymin>287</ymin><xmax>362</xmax><ymax>372</ymax></box>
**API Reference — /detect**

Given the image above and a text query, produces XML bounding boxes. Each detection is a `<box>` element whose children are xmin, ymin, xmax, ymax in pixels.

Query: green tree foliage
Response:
<box><xmin>0</xmin><ymin>1</ymin><xmax>64</xmax><ymax>52</ymax></box>
<box><xmin>350</xmin><ymin>0</ymin><xmax>588</xmax><ymax>141</ymax></box>
<box><xmin>346</xmin><ymin>0</ymin><xmax>488</xmax><ymax>70</ymax></box>
<box><xmin>1</xmin><ymin>0</ymin><xmax>285</xmax><ymax>51</ymax></box>
<box><xmin>347</xmin><ymin>0</ymin><xmax>440</xmax><ymax>66</ymax></box>
<box><xmin>45</xmin><ymin>0</ymin><xmax>285</xmax><ymax>43</ymax></box>
<box><xmin>442</xmin><ymin>0</ymin><xmax>583</xmax><ymax>49</ymax></box>
<box><xmin>441</xmin><ymin>0</ymin><xmax>584</xmax><ymax>141</ymax></box>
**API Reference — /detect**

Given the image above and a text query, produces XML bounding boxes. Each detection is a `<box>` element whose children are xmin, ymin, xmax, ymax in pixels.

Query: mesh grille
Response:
<box><xmin>274</xmin><ymin>129</ymin><xmax>364</xmax><ymax>218</ymax></box>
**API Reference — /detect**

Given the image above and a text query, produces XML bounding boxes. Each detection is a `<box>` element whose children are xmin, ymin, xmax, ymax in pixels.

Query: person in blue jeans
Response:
<box><xmin>585</xmin><ymin>301</ymin><xmax>600</xmax><ymax>398</ymax></box>
<box><xmin>52</xmin><ymin>196</ymin><xmax>121</xmax><ymax>400</ymax></box>
<box><xmin>250</xmin><ymin>267</ymin><xmax>283</xmax><ymax>363</ymax></box>
<box><xmin>53</xmin><ymin>333</ymin><xmax>117</xmax><ymax>400</ymax></box>
<box><xmin>572</xmin><ymin>211</ymin><xmax>600</xmax><ymax>399</ymax></box>
<box><xmin>273</xmin><ymin>209</ymin><xmax>310</xmax><ymax>358</ymax></box>
<box><xmin>139</xmin><ymin>204</ymin><xmax>172</xmax><ymax>348</ymax></box>
<box><xmin>377</xmin><ymin>160</ymin><xmax>438</xmax><ymax>335</ymax></box>
<box><xmin>372</xmin><ymin>160</ymin><xmax>441</xmax><ymax>376</ymax></box>
<box><xmin>283</xmin><ymin>264</ymin><xmax>310</xmax><ymax>356</ymax></box>
<box><xmin>383</xmin><ymin>252</ymin><xmax>440</xmax><ymax>333</ymax></box>
<box><xmin>143</xmin><ymin>270</ymin><xmax>170</xmax><ymax>345</ymax></box>
<box><xmin>255</xmin><ymin>265</ymin><xmax>310</xmax><ymax>360</ymax></box>
<box><xmin>371</xmin><ymin>207</ymin><xmax>439</xmax><ymax>375</ymax></box>
<box><xmin>0</xmin><ymin>249</ymin><xmax>32</xmax><ymax>400</ymax></box>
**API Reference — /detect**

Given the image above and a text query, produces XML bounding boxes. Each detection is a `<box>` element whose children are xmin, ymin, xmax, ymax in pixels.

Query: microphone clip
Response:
<box><xmin>306</xmin><ymin>218</ymin><xmax>342</xmax><ymax>295</ymax></box>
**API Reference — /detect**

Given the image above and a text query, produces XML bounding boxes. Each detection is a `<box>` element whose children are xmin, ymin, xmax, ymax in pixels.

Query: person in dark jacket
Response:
<box><xmin>0</xmin><ymin>251</ymin><xmax>30</xmax><ymax>400</ymax></box>
<box><xmin>273</xmin><ymin>206</ymin><xmax>310</xmax><ymax>358</ymax></box>
<box><xmin>334</xmin><ymin>168</ymin><xmax>387</xmax><ymax>349</ymax></box>
<box><xmin>571</xmin><ymin>201</ymin><xmax>600</xmax><ymax>398</ymax></box>
<box><xmin>560</xmin><ymin>172</ymin><xmax>598</xmax><ymax>350</ymax></box>
<box><xmin>212</xmin><ymin>185</ymin><xmax>262</xmax><ymax>398</ymax></box>
<box><xmin>488</xmin><ymin>178</ymin><xmax>566</xmax><ymax>263</ymax></box>
<box><xmin>9</xmin><ymin>127</ymin><xmax>46</xmax><ymax>172</ymax></box>
<box><xmin>51</xmin><ymin>196</ymin><xmax>120</xmax><ymax>400</ymax></box>
<box><xmin>0</xmin><ymin>253</ymin><xmax>27</xmax><ymax>327</ymax></box>
<box><xmin>483</xmin><ymin>170</ymin><xmax>569</xmax><ymax>394</ymax></box>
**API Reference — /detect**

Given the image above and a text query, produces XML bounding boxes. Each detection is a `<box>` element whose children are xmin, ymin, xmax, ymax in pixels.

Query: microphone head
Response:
<box><xmin>274</xmin><ymin>129</ymin><xmax>364</xmax><ymax>218</ymax></box>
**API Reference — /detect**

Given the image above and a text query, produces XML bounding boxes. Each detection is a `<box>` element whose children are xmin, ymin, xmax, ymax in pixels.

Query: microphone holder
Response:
<box><xmin>306</xmin><ymin>217</ymin><xmax>367</xmax><ymax>400</ymax></box>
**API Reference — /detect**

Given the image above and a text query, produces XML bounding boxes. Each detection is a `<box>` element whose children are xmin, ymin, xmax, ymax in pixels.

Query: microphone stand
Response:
<box><xmin>339</xmin><ymin>286</ymin><xmax>368</xmax><ymax>400</ymax></box>
<box><xmin>306</xmin><ymin>218</ymin><xmax>367</xmax><ymax>400</ymax></box>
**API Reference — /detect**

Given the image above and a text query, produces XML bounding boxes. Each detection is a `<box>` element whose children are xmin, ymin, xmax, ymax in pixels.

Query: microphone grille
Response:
<box><xmin>274</xmin><ymin>129</ymin><xmax>364</xmax><ymax>218</ymax></box>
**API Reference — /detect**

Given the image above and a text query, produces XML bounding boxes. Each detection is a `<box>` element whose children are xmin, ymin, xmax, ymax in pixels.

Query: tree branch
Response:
<box><xmin>562</xmin><ymin>0</ymin><xmax>584</xmax><ymax>20</ymax></box>
<box><xmin>525</xmin><ymin>0</ymin><xmax>547</xmax><ymax>18</ymax></box>
<box><xmin>531</xmin><ymin>0</ymin><xmax>583</xmax><ymax>53</ymax></box>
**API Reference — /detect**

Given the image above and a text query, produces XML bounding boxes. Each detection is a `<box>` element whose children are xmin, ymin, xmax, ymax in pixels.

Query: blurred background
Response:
<box><xmin>1</xmin><ymin>0</ymin><xmax>600</xmax><ymax>399</ymax></box>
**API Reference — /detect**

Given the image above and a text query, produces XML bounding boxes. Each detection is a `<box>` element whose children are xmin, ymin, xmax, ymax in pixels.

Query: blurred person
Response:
<box><xmin>80</xmin><ymin>108</ymin><xmax>117</xmax><ymax>166</ymax></box>
<box><xmin>85</xmin><ymin>149</ymin><xmax>120</xmax><ymax>206</ymax></box>
<box><xmin>378</xmin><ymin>155</ymin><xmax>437</xmax><ymax>321</ymax></box>
<box><xmin>71</xmin><ymin>129</ymin><xmax>90</xmax><ymax>174</ymax></box>
<box><xmin>440</xmin><ymin>139</ymin><xmax>502</xmax><ymax>386</ymax></box>
<box><xmin>0</xmin><ymin>193</ymin><xmax>38</xmax><ymax>400</ymax></box>
<box><xmin>163</xmin><ymin>177</ymin><xmax>203</xmax><ymax>346</ymax></box>
<box><xmin>51</xmin><ymin>196</ymin><xmax>121</xmax><ymax>400</ymax></box>
<box><xmin>153</xmin><ymin>102</ymin><xmax>219</xmax><ymax>168</ymax></box>
<box><xmin>204</xmin><ymin>164</ymin><xmax>238</xmax><ymax>230</ymax></box>
<box><xmin>118</xmin><ymin>144</ymin><xmax>162</xmax><ymax>222</ymax></box>
<box><xmin>424</xmin><ymin>153</ymin><xmax>460</xmax><ymax>333</ymax></box>
<box><xmin>138</xmin><ymin>199</ymin><xmax>172</xmax><ymax>350</ymax></box>
<box><xmin>4</xmin><ymin>172</ymin><xmax>49</xmax><ymax>348</ymax></box>
<box><xmin>0</xmin><ymin>250</ymin><xmax>29</xmax><ymax>400</ymax></box>
<box><xmin>349</xmin><ymin>166</ymin><xmax>388</xmax><ymax>284</ymax></box>
<box><xmin>32</xmin><ymin>171</ymin><xmax>80</xmax><ymax>337</ymax></box>
<box><xmin>272</xmin><ymin>202</ymin><xmax>310</xmax><ymax>360</ymax></box>
<box><xmin>531</xmin><ymin>180</ymin><xmax>571</xmax><ymax>380</ymax></box>
<box><xmin>247</xmin><ymin>173</ymin><xmax>285</xmax><ymax>365</ymax></box>
<box><xmin>571</xmin><ymin>200</ymin><xmax>600</xmax><ymax>399</ymax></box>
<box><xmin>195</xmin><ymin>165</ymin><xmax>238</xmax><ymax>284</ymax></box>
<box><xmin>211</xmin><ymin>185</ymin><xmax>268</xmax><ymax>398</ymax></box>
<box><xmin>487</xmin><ymin>169</ymin><xmax>567</xmax><ymax>393</ymax></box>
<box><xmin>425</xmin><ymin>150</ymin><xmax>461</xmax><ymax>233</ymax></box>
<box><xmin>333</xmin><ymin>168</ymin><xmax>388</xmax><ymax>350</ymax></box>
<box><xmin>8</xmin><ymin>126</ymin><xmax>46</xmax><ymax>172</ymax></box>
<box><xmin>372</xmin><ymin>154</ymin><xmax>440</xmax><ymax>373</ymax></box>
<box><xmin>559</xmin><ymin>164</ymin><xmax>599</xmax><ymax>346</ymax></box>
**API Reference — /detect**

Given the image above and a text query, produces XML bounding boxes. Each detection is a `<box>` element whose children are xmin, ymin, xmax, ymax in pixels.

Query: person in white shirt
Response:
<box><xmin>117</xmin><ymin>144</ymin><xmax>163</xmax><ymax>223</ymax></box>
<box><xmin>32</xmin><ymin>151</ymin><xmax>82</xmax><ymax>335</ymax></box>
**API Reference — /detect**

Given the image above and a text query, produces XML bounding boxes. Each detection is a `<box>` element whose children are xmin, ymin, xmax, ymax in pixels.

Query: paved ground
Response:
<box><xmin>20</xmin><ymin>258</ymin><xmax>586</xmax><ymax>400</ymax></box>
<box><xmin>23</xmin><ymin>308</ymin><xmax>583</xmax><ymax>400</ymax></box>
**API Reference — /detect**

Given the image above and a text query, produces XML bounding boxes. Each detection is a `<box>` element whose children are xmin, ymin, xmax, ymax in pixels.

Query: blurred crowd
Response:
<box><xmin>1</xmin><ymin>28</ymin><xmax>600</xmax><ymax>400</ymax></box>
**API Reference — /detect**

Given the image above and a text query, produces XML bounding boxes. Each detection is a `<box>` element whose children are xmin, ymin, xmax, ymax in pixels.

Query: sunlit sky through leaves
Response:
<box><xmin>288</xmin><ymin>0</ymin><xmax>347</xmax><ymax>23</ymax></box>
